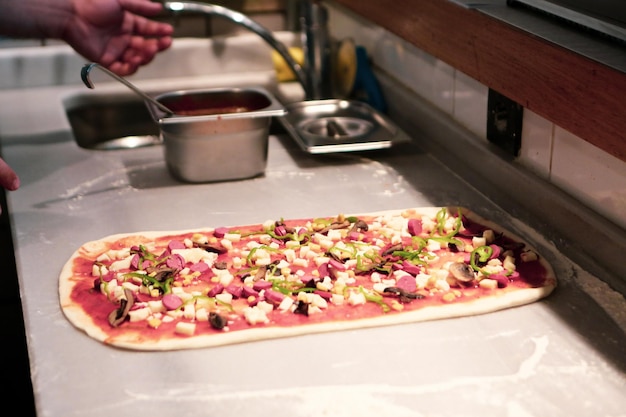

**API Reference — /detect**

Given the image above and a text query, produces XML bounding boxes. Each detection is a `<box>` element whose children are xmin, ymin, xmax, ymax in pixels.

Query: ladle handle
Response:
<box><xmin>80</xmin><ymin>63</ymin><xmax>174</xmax><ymax>115</ymax></box>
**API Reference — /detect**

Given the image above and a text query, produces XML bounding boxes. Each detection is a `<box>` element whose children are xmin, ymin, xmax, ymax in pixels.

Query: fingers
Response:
<box><xmin>133</xmin><ymin>15</ymin><xmax>174</xmax><ymax>38</ymax></box>
<box><xmin>100</xmin><ymin>1</ymin><xmax>174</xmax><ymax>76</ymax></box>
<box><xmin>0</xmin><ymin>157</ymin><xmax>19</xmax><ymax>191</ymax></box>
<box><xmin>119</xmin><ymin>0</ymin><xmax>168</xmax><ymax>17</ymax></box>
<box><xmin>108</xmin><ymin>34</ymin><xmax>172</xmax><ymax>75</ymax></box>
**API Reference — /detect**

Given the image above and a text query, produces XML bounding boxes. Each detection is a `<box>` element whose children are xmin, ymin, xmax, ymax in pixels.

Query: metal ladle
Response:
<box><xmin>80</xmin><ymin>63</ymin><xmax>174</xmax><ymax>115</ymax></box>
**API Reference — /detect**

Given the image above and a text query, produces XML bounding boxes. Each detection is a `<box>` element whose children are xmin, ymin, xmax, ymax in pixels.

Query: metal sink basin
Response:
<box><xmin>278</xmin><ymin>99</ymin><xmax>410</xmax><ymax>154</ymax></box>
<box><xmin>64</xmin><ymin>93</ymin><xmax>161</xmax><ymax>150</ymax></box>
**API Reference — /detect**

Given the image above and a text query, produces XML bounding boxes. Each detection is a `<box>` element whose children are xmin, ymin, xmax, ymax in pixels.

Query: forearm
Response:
<box><xmin>0</xmin><ymin>0</ymin><xmax>73</xmax><ymax>39</ymax></box>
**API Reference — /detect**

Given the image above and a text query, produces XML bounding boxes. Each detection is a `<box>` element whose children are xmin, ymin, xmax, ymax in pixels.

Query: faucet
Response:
<box><xmin>162</xmin><ymin>1</ymin><xmax>332</xmax><ymax>100</ymax></box>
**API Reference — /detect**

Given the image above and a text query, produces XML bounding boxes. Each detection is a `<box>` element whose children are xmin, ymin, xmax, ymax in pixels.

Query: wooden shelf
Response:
<box><xmin>333</xmin><ymin>0</ymin><xmax>626</xmax><ymax>163</ymax></box>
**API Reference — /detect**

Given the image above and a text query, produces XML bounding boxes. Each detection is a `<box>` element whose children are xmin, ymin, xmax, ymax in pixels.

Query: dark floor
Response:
<box><xmin>2</xmin><ymin>188</ymin><xmax>37</xmax><ymax>416</ymax></box>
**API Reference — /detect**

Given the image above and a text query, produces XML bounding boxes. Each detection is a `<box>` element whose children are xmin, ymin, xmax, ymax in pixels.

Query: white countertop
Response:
<box><xmin>1</xmin><ymin>36</ymin><xmax>624</xmax><ymax>417</ymax></box>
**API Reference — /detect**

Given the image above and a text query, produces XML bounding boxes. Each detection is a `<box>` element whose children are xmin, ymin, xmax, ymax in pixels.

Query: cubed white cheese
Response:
<box><xmin>373</xmin><ymin>283</ymin><xmax>387</xmax><ymax>293</ymax></box>
<box><xmin>479</xmin><ymin>278</ymin><xmax>498</xmax><ymax>290</ymax></box>
<box><xmin>195</xmin><ymin>308</ymin><xmax>209</xmax><ymax>322</ymax></box>
<box><xmin>520</xmin><ymin>251</ymin><xmax>538</xmax><ymax>262</ymax></box>
<box><xmin>444</xmin><ymin>217</ymin><xmax>459</xmax><ymax>233</ymax></box>
<box><xmin>258</xmin><ymin>234</ymin><xmax>272</xmax><ymax>244</ymax></box>
<box><xmin>92</xmin><ymin>264</ymin><xmax>108</xmax><ymax>277</ymax></box>
<box><xmin>109</xmin><ymin>256</ymin><xmax>132</xmax><ymax>271</ymax></box>
<box><xmin>195</xmin><ymin>297</ymin><xmax>213</xmax><ymax>310</ymax></box>
<box><xmin>292</xmin><ymin>258</ymin><xmax>309</xmax><ymax>268</ymax></box>
<box><xmin>298</xmin><ymin>245</ymin><xmax>311</xmax><ymax>259</ymax></box>
<box><xmin>434</xmin><ymin>279</ymin><xmax>451</xmax><ymax>292</ymax></box>
<box><xmin>427</xmin><ymin>239</ymin><xmax>442</xmax><ymax>252</ymax></box>
<box><xmin>95</xmin><ymin>253</ymin><xmax>112</xmax><ymax>262</ymax></box>
<box><xmin>283</xmin><ymin>248</ymin><xmax>296</xmax><ymax>262</ymax></box>
<box><xmin>415</xmin><ymin>273</ymin><xmax>430</xmax><ymax>289</ymax></box>
<box><xmin>257</xmin><ymin>300</ymin><xmax>274</xmax><ymax>313</ymax></box>
<box><xmin>104</xmin><ymin>248</ymin><xmax>130</xmax><ymax>261</ymax></box>
<box><xmin>421</xmin><ymin>217</ymin><xmax>436</xmax><ymax>233</ymax></box>
<box><xmin>316</xmin><ymin>277</ymin><xmax>332</xmax><ymax>291</ymax></box>
<box><xmin>128</xmin><ymin>307</ymin><xmax>151</xmax><ymax>322</ymax></box>
<box><xmin>333</xmin><ymin>270</ymin><xmax>351</xmax><ymax>282</ymax></box>
<box><xmin>166</xmin><ymin>309</ymin><xmax>183</xmax><ymax>319</ymax></box>
<box><xmin>483</xmin><ymin>229</ymin><xmax>495</xmax><ymax>244</ymax></box>
<box><xmin>218</xmin><ymin>271</ymin><xmax>234</xmax><ymax>287</ymax></box>
<box><xmin>316</xmin><ymin>237</ymin><xmax>334</xmax><ymax>250</ymax></box>
<box><xmin>313</xmin><ymin>256</ymin><xmax>330</xmax><ymax>267</ymax></box>
<box><xmin>276</xmin><ymin>259</ymin><xmax>290</xmax><ymax>269</ymax></box>
<box><xmin>104</xmin><ymin>278</ymin><xmax>118</xmax><ymax>295</ymax></box>
<box><xmin>232</xmin><ymin>256</ymin><xmax>243</xmax><ymax>269</ymax></box>
<box><xmin>269</xmin><ymin>241</ymin><xmax>280</xmax><ymax>250</ymax></box>
<box><xmin>370</xmin><ymin>271</ymin><xmax>382</xmax><ymax>283</ymax></box>
<box><xmin>112</xmin><ymin>286</ymin><xmax>126</xmax><ymax>302</ymax></box>
<box><xmin>224</xmin><ymin>233</ymin><xmax>241</xmax><ymax>242</ymax></box>
<box><xmin>480</xmin><ymin>264</ymin><xmax>503</xmax><ymax>275</ymax></box>
<box><xmin>310</xmin><ymin>294</ymin><xmax>328</xmax><ymax>309</ymax></box>
<box><xmin>347</xmin><ymin>291</ymin><xmax>366</xmax><ymax>306</ymax></box>
<box><xmin>503</xmin><ymin>255</ymin><xmax>516</xmax><ymax>271</ymax></box>
<box><xmin>175</xmin><ymin>321</ymin><xmax>196</xmax><ymax>336</ymax></box>
<box><xmin>178</xmin><ymin>292</ymin><xmax>194</xmax><ymax>303</ymax></box>
<box><xmin>148</xmin><ymin>300</ymin><xmax>166</xmax><ymax>314</ymax></box>
<box><xmin>172</xmin><ymin>248</ymin><xmax>217</xmax><ymax>265</ymax></box>
<box><xmin>220</xmin><ymin>239</ymin><xmax>233</xmax><ymax>250</ymax></box>
<box><xmin>191</xmin><ymin>233</ymin><xmax>209</xmax><ymax>245</ymax></box>
<box><xmin>327</xmin><ymin>229</ymin><xmax>342</xmax><ymax>241</ymax></box>
<box><xmin>183</xmin><ymin>303</ymin><xmax>196</xmax><ymax>319</ymax></box>
<box><xmin>243</xmin><ymin>306</ymin><xmax>269</xmax><ymax>325</ymax></box>
<box><xmin>472</xmin><ymin>236</ymin><xmax>487</xmax><ymax>248</ymax></box>
<box><xmin>343</xmin><ymin>259</ymin><xmax>356</xmax><ymax>269</ymax></box>
<box><xmin>121</xmin><ymin>281</ymin><xmax>139</xmax><ymax>293</ymax></box>
<box><xmin>255</xmin><ymin>257</ymin><xmax>272</xmax><ymax>266</ymax></box>
<box><xmin>331</xmin><ymin>293</ymin><xmax>345</xmax><ymax>305</ymax></box>
<box><xmin>308</xmin><ymin>306</ymin><xmax>322</xmax><ymax>315</ymax></box>
<box><xmin>278</xmin><ymin>296</ymin><xmax>294</xmax><ymax>312</ymax></box>
<box><xmin>285</xmin><ymin>240</ymin><xmax>300</xmax><ymax>249</ymax></box>
<box><xmin>215</xmin><ymin>292</ymin><xmax>233</xmax><ymax>305</ymax></box>
<box><xmin>392</xmin><ymin>270</ymin><xmax>412</xmax><ymax>280</ymax></box>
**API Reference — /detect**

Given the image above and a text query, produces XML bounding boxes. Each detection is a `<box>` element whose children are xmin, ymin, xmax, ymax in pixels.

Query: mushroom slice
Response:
<box><xmin>381</xmin><ymin>243</ymin><xmax>403</xmax><ymax>257</ymax></box>
<box><xmin>383</xmin><ymin>286</ymin><xmax>424</xmax><ymax>303</ymax></box>
<box><xmin>195</xmin><ymin>241</ymin><xmax>227</xmax><ymax>254</ymax></box>
<box><xmin>448</xmin><ymin>262</ymin><xmax>475</xmax><ymax>282</ymax></box>
<box><xmin>108</xmin><ymin>288</ymin><xmax>135</xmax><ymax>327</ymax></box>
<box><xmin>318</xmin><ymin>220</ymin><xmax>351</xmax><ymax>234</ymax></box>
<box><xmin>349</xmin><ymin>219</ymin><xmax>369</xmax><ymax>234</ymax></box>
<box><xmin>151</xmin><ymin>267</ymin><xmax>177</xmax><ymax>282</ymax></box>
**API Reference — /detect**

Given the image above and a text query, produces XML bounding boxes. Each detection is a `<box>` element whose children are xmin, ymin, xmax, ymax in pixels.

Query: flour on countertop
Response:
<box><xmin>121</xmin><ymin>338</ymin><xmax>555</xmax><ymax>416</ymax></box>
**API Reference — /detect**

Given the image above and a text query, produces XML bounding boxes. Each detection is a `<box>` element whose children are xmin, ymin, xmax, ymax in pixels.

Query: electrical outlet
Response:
<box><xmin>486</xmin><ymin>89</ymin><xmax>523</xmax><ymax>156</ymax></box>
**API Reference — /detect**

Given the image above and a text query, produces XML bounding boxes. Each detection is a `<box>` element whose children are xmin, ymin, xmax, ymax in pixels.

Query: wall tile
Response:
<box><xmin>373</xmin><ymin>33</ymin><xmax>455</xmax><ymax>114</ymax></box>
<box><xmin>551</xmin><ymin>127</ymin><xmax>626</xmax><ymax>230</ymax></box>
<box><xmin>518</xmin><ymin>109</ymin><xmax>553</xmax><ymax>179</ymax></box>
<box><xmin>453</xmin><ymin>70</ymin><xmax>488</xmax><ymax>139</ymax></box>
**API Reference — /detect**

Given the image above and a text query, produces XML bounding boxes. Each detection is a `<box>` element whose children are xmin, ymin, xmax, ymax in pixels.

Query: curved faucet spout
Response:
<box><xmin>163</xmin><ymin>1</ymin><xmax>309</xmax><ymax>96</ymax></box>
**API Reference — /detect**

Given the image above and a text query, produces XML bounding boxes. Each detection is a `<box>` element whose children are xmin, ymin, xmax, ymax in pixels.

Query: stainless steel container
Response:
<box><xmin>147</xmin><ymin>87</ymin><xmax>285</xmax><ymax>183</ymax></box>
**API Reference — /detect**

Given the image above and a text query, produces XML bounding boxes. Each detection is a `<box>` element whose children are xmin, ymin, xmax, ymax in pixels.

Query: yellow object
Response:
<box><xmin>271</xmin><ymin>47</ymin><xmax>304</xmax><ymax>82</ymax></box>
<box><xmin>333</xmin><ymin>38</ymin><xmax>357</xmax><ymax>98</ymax></box>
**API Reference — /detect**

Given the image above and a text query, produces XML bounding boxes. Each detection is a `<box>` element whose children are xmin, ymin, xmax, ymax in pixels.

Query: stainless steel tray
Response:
<box><xmin>279</xmin><ymin>99</ymin><xmax>410</xmax><ymax>153</ymax></box>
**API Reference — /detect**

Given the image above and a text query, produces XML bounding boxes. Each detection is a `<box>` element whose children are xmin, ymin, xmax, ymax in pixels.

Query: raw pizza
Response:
<box><xmin>59</xmin><ymin>207</ymin><xmax>556</xmax><ymax>350</ymax></box>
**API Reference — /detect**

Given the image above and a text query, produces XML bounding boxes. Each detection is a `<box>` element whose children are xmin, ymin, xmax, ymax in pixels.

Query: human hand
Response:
<box><xmin>0</xmin><ymin>157</ymin><xmax>19</xmax><ymax>192</ymax></box>
<box><xmin>63</xmin><ymin>0</ymin><xmax>174</xmax><ymax>76</ymax></box>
